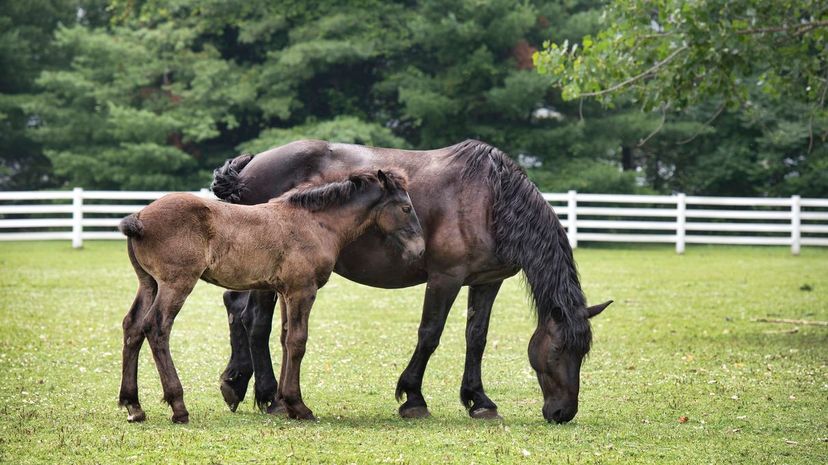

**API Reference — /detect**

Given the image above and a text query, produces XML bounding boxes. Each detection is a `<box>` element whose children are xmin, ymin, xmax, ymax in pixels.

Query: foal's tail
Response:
<box><xmin>211</xmin><ymin>153</ymin><xmax>253</xmax><ymax>203</ymax></box>
<box><xmin>119</xmin><ymin>214</ymin><xmax>144</xmax><ymax>238</ymax></box>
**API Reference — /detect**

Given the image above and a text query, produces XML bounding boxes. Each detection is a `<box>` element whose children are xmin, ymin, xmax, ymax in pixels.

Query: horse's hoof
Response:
<box><xmin>171</xmin><ymin>413</ymin><xmax>189</xmax><ymax>424</ymax></box>
<box><xmin>399</xmin><ymin>405</ymin><xmax>431</xmax><ymax>419</ymax></box>
<box><xmin>469</xmin><ymin>407</ymin><xmax>503</xmax><ymax>420</ymax></box>
<box><xmin>220</xmin><ymin>382</ymin><xmax>240</xmax><ymax>412</ymax></box>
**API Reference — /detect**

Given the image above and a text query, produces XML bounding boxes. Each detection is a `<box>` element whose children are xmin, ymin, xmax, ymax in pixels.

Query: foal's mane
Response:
<box><xmin>286</xmin><ymin>170</ymin><xmax>407</xmax><ymax>212</ymax></box>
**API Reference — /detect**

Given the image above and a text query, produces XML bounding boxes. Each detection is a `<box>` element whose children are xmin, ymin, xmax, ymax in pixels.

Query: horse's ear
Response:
<box><xmin>376</xmin><ymin>170</ymin><xmax>389</xmax><ymax>189</ymax></box>
<box><xmin>586</xmin><ymin>300</ymin><xmax>613</xmax><ymax>319</ymax></box>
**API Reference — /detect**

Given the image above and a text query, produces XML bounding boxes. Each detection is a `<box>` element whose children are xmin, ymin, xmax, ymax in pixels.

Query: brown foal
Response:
<box><xmin>117</xmin><ymin>170</ymin><xmax>424</xmax><ymax>423</ymax></box>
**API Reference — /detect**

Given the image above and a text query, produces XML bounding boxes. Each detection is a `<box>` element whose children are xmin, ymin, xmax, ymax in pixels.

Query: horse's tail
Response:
<box><xmin>211</xmin><ymin>153</ymin><xmax>253</xmax><ymax>203</ymax></box>
<box><xmin>455</xmin><ymin>140</ymin><xmax>590</xmax><ymax>353</ymax></box>
<box><xmin>119</xmin><ymin>214</ymin><xmax>144</xmax><ymax>239</ymax></box>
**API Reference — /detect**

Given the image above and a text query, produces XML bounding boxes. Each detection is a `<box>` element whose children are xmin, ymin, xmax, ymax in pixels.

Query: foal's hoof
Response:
<box><xmin>126</xmin><ymin>411</ymin><xmax>146</xmax><ymax>423</ymax></box>
<box><xmin>399</xmin><ymin>405</ymin><xmax>431</xmax><ymax>419</ymax></box>
<box><xmin>126</xmin><ymin>405</ymin><xmax>146</xmax><ymax>423</ymax></box>
<box><xmin>469</xmin><ymin>407</ymin><xmax>503</xmax><ymax>421</ymax></box>
<box><xmin>220</xmin><ymin>382</ymin><xmax>241</xmax><ymax>412</ymax></box>
<box><xmin>294</xmin><ymin>412</ymin><xmax>317</xmax><ymax>421</ymax></box>
<box><xmin>266</xmin><ymin>400</ymin><xmax>288</xmax><ymax>417</ymax></box>
<box><xmin>171</xmin><ymin>412</ymin><xmax>190</xmax><ymax>424</ymax></box>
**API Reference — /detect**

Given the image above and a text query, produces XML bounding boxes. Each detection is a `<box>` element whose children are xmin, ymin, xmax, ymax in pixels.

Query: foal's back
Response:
<box><xmin>130</xmin><ymin>193</ymin><xmax>306</xmax><ymax>291</ymax></box>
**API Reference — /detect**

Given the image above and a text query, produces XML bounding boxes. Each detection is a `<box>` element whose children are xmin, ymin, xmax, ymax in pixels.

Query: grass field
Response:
<box><xmin>0</xmin><ymin>241</ymin><xmax>826</xmax><ymax>464</ymax></box>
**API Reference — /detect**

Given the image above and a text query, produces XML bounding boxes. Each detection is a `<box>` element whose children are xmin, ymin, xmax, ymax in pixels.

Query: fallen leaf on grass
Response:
<box><xmin>784</xmin><ymin>439</ymin><xmax>799</xmax><ymax>445</ymax></box>
<box><xmin>678</xmin><ymin>416</ymin><xmax>689</xmax><ymax>423</ymax></box>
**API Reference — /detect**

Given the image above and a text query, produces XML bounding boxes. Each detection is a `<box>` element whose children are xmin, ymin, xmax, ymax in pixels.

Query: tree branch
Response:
<box><xmin>677</xmin><ymin>102</ymin><xmax>726</xmax><ymax>145</ymax></box>
<box><xmin>577</xmin><ymin>46</ymin><xmax>688</xmax><ymax>98</ymax></box>
<box><xmin>637</xmin><ymin>104</ymin><xmax>668</xmax><ymax>147</ymax></box>
<box><xmin>735</xmin><ymin>20</ymin><xmax>828</xmax><ymax>36</ymax></box>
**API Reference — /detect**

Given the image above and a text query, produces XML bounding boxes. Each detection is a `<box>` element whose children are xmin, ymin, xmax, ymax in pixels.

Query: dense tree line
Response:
<box><xmin>1</xmin><ymin>0</ymin><xmax>825</xmax><ymax>196</ymax></box>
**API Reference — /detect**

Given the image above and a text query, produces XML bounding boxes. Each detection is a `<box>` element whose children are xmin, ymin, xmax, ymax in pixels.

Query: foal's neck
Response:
<box><xmin>311</xmin><ymin>191</ymin><xmax>381</xmax><ymax>250</ymax></box>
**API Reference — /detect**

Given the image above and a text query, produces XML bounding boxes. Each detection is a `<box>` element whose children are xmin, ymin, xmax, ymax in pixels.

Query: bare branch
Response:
<box><xmin>811</xmin><ymin>69</ymin><xmax>828</xmax><ymax>153</ymax></box>
<box><xmin>577</xmin><ymin>46</ymin><xmax>689</xmax><ymax>98</ymax></box>
<box><xmin>637</xmin><ymin>104</ymin><xmax>668</xmax><ymax>147</ymax></box>
<box><xmin>677</xmin><ymin>102</ymin><xmax>726</xmax><ymax>145</ymax></box>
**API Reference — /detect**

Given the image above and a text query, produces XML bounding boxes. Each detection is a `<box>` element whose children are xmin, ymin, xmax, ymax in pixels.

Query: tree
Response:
<box><xmin>534</xmin><ymin>0</ymin><xmax>828</xmax><ymax>195</ymax></box>
<box><xmin>0</xmin><ymin>0</ymin><xmax>107</xmax><ymax>189</ymax></box>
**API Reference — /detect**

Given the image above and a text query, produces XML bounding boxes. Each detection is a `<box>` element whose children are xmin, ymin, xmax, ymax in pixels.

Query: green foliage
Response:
<box><xmin>534</xmin><ymin>0</ymin><xmax>828</xmax><ymax>196</ymax></box>
<box><xmin>239</xmin><ymin>116</ymin><xmax>405</xmax><ymax>154</ymax></box>
<box><xmin>534</xmin><ymin>0</ymin><xmax>828</xmax><ymax>111</ymax></box>
<box><xmin>4</xmin><ymin>0</ymin><xmax>827</xmax><ymax>196</ymax></box>
<box><xmin>1</xmin><ymin>241</ymin><xmax>827</xmax><ymax>463</ymax></box>
<box><xmin>528</xmin><ymin>160</ymin><xmax>648</xmax><ymax>194</ymax></box>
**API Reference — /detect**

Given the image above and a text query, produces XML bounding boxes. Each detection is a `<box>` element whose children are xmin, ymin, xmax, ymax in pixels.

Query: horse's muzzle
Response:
<box><xmin>543</xmin><ymin>402</ymin><xmax>578</xmax><ymax>424</ymax></box>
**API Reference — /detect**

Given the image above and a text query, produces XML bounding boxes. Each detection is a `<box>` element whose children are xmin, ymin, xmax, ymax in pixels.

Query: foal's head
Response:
<box><xmin>287</xmin><ymin>169</ymin><xmax>425</xmax><ymax>262</ymax></box>
<box><xmin>370</xmin><ymin>170</ymin><xmax>425</xmax><ymax>262</ymax></box>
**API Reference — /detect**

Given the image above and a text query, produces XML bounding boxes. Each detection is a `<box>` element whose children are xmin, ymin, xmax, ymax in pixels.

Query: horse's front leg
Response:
<box><xmin>396</xmin><ymin>273</ymin><xmax>463</xmax><ymax>418</ymax></box>
<box><xmin>280</xmin><ymin>287</ymin><xmax>317</xmax><ymax>420</ymax></box>
<box><xmin>219</xmin><ymin>290</ymin><xmax>254</xmax><ymax>412</ymax></box>
<box><xmin>460</xmin><ymin>281</ymin><xmax>503</xmax><ymax>420</ymax></box>
<box><xmin>240</xmin><ymin>290</ymin><xmax>279</xmax><ymax>412</ymax></box>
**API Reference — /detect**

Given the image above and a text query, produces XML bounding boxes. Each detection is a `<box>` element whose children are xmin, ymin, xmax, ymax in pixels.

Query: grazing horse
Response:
<box><xmin>118</xmin><ymin>170</ymin><xmax>424</xmax><ymax>423</ymax></box>
<box><xmin>213</xmin><ymin>139</ymin><xmax>612</xmax><ymax>423</ymax></box>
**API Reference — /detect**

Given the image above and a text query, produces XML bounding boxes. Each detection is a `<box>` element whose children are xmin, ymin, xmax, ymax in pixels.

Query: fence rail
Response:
<box><xmin>2</xmin><ymin>189</ymin><xmax>827</xmax><ymax>254</ymax></box>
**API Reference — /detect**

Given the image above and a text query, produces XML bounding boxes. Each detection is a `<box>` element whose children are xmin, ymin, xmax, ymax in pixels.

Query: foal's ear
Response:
<box><xmin>376</xmin><ymin>170</ymin><xmax>389</xmax><ymax>189</ymax></box>
<box><xmin>586</xmin><ymin>300</ymin><xmax>613</xmax><ymax>319</ymax></box>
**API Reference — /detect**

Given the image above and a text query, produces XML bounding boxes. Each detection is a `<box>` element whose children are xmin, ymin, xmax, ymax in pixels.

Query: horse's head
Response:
<box><xmin>371</xmin><ymin>170</ymin><xmax>425</xmax><ymax>263</ymax></box>
<box><xmin>528</xmin><ymin>300</ymin><xmax>612</xmax><ymax>423</ymax></box>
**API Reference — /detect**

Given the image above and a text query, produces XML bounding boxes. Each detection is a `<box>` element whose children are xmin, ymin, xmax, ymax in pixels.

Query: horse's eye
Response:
<box><xmin>402</xmin><ymin>205</ymin><xmax>412</xmax><ymax>214</ymax></box>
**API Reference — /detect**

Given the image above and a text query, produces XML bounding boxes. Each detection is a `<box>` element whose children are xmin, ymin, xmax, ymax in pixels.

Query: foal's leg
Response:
<box><xmin>280</xmin><ymin>288</ymin><xmax>317</xmax><ymax>420</ymax></box>
<box><xmin>269</xmin><ymin>297</ymin><xmax>290</xmax><ymax>416</ymax></box>
<box><xmin>219</xmin><ymin>290</ymin><xmax>254</xmax><ymax>412</ymax></box>
<box><xmin>143</xmin><ymin>281</ymin><xmax>196</xmax><ymax>423</ymax></box>
<box><xmin>240</xmin><ymin>290</ymin><xmax>279</xmax><ymax>412</ymax></box>
<box><xmin>396</xmin><ymin>273</ymin><xmax>463</xmax><ymax>418</ymax></box>
<box><xmin>460</xmin><ymin>281</ymin><xmax>503</xmax><ymax>420</ymax></box>
<box><xmin>119</xmin><ymin>275</ymin><xmax>156</xmax><ymax>422</ymax></box>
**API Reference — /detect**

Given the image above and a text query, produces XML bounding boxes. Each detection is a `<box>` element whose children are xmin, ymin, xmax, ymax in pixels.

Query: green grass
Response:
<box><xmin>0</xmin><ymin>241</ymin><xmax>826</xmax><ymax>464</ymax></box>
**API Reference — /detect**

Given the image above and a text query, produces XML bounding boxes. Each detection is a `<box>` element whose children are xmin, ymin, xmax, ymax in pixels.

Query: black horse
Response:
<box><xmin>212</xmin><ymin>139</ymin><xmax>612</xmax><ymax>423</ymax></box>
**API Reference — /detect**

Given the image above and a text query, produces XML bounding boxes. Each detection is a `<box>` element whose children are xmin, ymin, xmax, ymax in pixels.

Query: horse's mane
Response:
<box><xmin>286</xmin><ymin>170</ymin><xmax>407</xmax><ymax>212</ymax></box>
<box><xmin>450</xmin><ymin>139</ymin><xmax>591</xmax><ymax>356</ymax></box>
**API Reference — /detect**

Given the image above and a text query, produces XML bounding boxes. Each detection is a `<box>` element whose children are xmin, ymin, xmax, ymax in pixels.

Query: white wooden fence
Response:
<box><xmin>1</xmin><ymin>189</ymin><xmax>827</xmax><ymax>254</ymax></box>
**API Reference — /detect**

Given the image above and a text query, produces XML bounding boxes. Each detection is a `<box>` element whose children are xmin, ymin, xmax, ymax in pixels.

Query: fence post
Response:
<box><xmin>72</xmin><ymin>187</ymin><xmax>83</xmax><ymax>249</ymax></box>
<box><xmin>791</xmin><ymin>195</ymin><xmax>800</xmax><ymax>255</ymax></box>
<box><xmin>567</xmin><ymin>189</ymin><xmax>578</xmax><ymax>249</ymax></box>
<box><xmin>676</xmin><ymin>193</ymin><xmax>686</xmax><ymax>254</ymax></box>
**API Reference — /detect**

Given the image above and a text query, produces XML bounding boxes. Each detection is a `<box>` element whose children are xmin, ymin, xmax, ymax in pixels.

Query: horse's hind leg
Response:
<box><xmin>240</xmin><ymin>290</ymin><xmax>279</xmax><ymax>413</ymax></box>
<box><xmin>143</xmin><ymin>280</ymin><xmax>196</xmax><ymax>423</ymax></box>
<box><xmin>220</xmin><ymin>290</ymin><xmax>254</xmax><ymax>412</ymax></box>
<box><xmin>460</xmin><ymin>281</ymin><xmax>503</xmax><ymax>420</ymax></box>
<box><xmin>119</xmin><ymin>273</ymin><xmax>156</xmax><ymax>422</ymax></box>
<box><xmin>396</xmin><ymin>273</ymin><xmax>463</xmax><ymax>419</ymax></box>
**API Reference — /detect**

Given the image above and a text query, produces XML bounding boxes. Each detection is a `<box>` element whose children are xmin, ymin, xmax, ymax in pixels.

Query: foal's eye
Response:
<box><xmin>402</xmin><ymin>205</ymin><xmax>412</xmax><ymax>214</ymax></box>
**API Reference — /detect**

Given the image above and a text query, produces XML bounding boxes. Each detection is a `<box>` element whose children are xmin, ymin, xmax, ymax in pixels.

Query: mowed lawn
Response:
<box><xmin>0</xmin><ymin>241</ymin><xmax>826</xmax><ymax>464</ymax></box>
